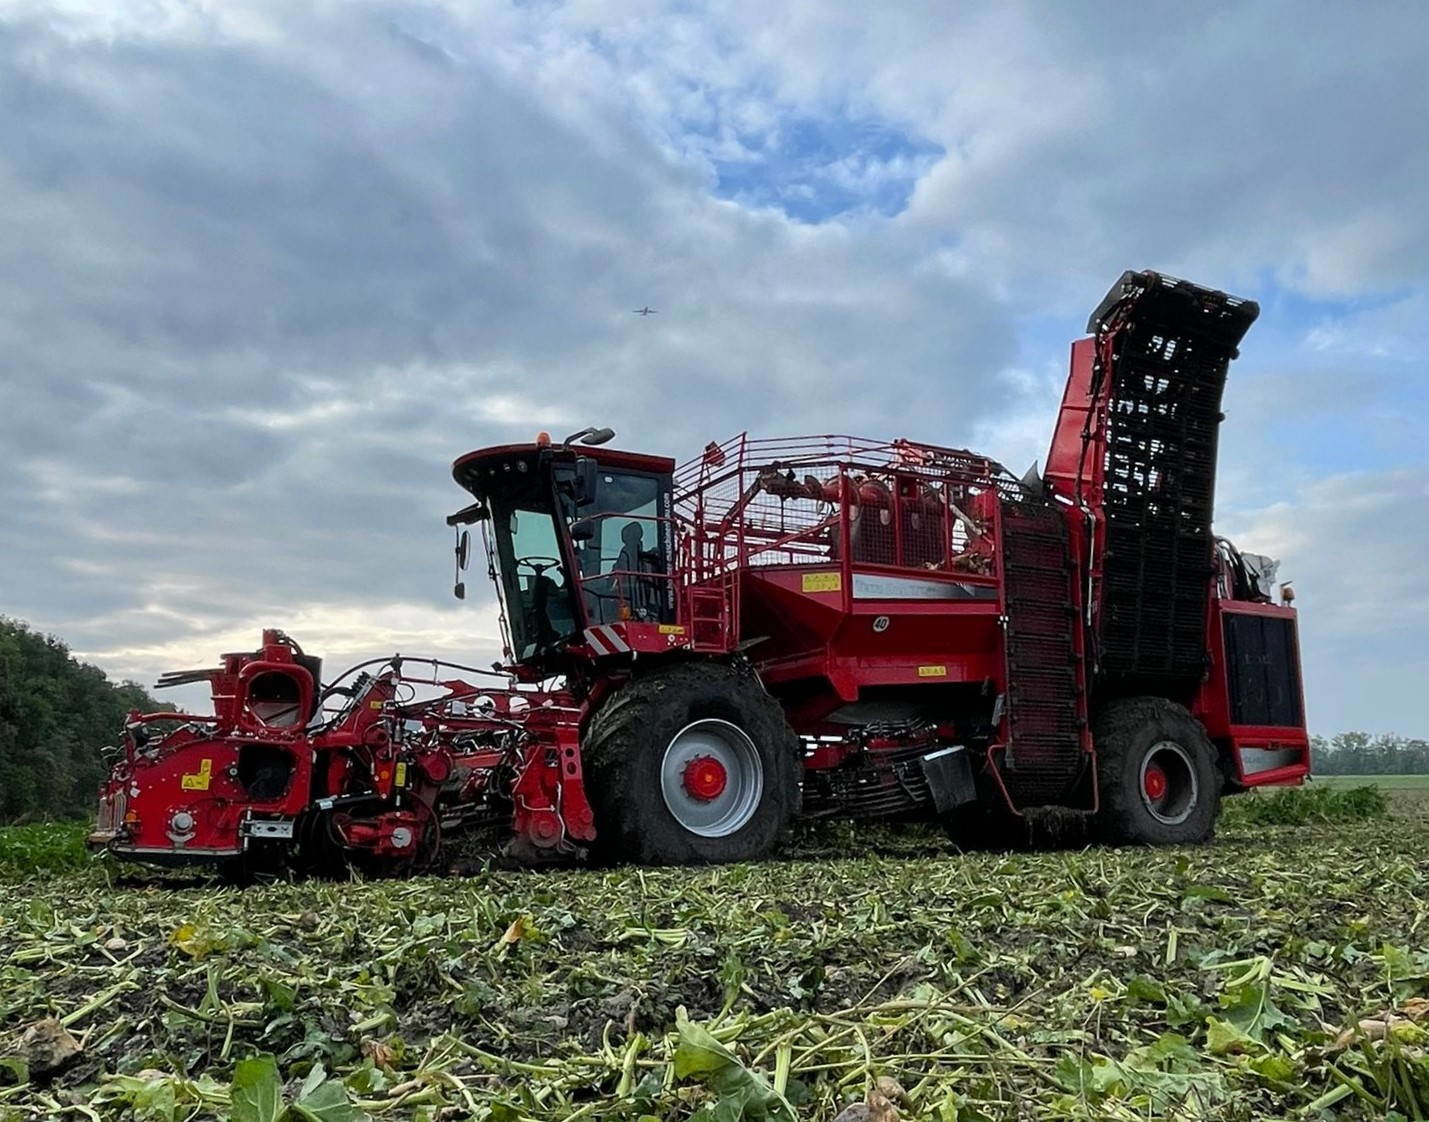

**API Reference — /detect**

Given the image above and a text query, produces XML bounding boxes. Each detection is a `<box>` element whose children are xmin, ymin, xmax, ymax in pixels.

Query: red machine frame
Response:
<box><xmin>92</xmin><ymin>269</ymin><xmax>1310</xmax><ymax>873</ymax></box>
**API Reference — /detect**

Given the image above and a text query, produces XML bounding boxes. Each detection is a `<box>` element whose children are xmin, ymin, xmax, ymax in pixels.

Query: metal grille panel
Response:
<box><xmin>1094</xmin><ymin>273</ymin><xmax>1258</xmax><ymax>692</ymax></box>
<box><xmin>1223</xmin><ymin>613</ymin><xmax>1305</xmax><ymax>727</ymax></box>
<box><xmin>1000</xmin><ymin>500</ymin><xmax>1085</xmax><ymax>805</ymax></box>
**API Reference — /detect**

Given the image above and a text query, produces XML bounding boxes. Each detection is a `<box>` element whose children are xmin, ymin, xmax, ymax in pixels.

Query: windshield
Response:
<box><xmin>571</xmin><ymin>470</ymin><xmax>673</xmax><ymax>625</ymax></box>
<box><xmin>476</xmin><ymin>458</ymin><xmax>674</xmax><ymax>663</ymax></box>
<box><xmin>489</xmin><ymin>497</ymin><xmax>579</xmax><ymax>660</ymax></box>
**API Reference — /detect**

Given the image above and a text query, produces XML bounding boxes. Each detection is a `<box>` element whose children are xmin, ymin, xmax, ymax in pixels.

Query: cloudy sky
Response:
<box><xmin>1</xmin><ymin>1</ymin><xmax>1426</xmax><ymax>736</ymax></box>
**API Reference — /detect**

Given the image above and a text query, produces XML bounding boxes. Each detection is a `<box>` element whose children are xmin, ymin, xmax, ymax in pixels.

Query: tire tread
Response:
<box><xmin>1094</xmin><ymin>696</ymin><xmax>1221</xmax><ymax>846</ymax></box>
<box><xmin>583</xmin><ymin>661</ymin><xmax>801</xmax><ymax>865</ymax></box>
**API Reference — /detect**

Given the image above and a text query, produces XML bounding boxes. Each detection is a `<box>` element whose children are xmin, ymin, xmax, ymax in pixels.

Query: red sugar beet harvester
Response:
<box><xmin>91</xmin><ymin>271</ymin><xmax>1308</xmax><ymax>875</ymax></box>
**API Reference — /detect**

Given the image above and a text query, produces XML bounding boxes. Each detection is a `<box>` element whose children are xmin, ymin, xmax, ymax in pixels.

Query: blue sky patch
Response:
<box><xmin>697</xmin><ymin>111</ymin><xmax>943</xmax><ymax>223</ymax></box>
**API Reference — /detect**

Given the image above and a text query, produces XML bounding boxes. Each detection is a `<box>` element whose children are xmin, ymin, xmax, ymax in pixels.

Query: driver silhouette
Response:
<box><xmin>615</xmin><ymin>521</ymin><xmax>659</xmax><ymax>619</ymax></box>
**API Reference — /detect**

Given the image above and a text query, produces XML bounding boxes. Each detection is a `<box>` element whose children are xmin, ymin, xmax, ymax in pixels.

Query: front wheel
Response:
<box><xmin>1094</xmin><ymin>697</ymin><xmax>1221</xmax><ymax>845</ymax></box>
<box><xmin>583</xmin><ymin>662</ymin><xmax>802</xmax><ymax>865</ymax></box>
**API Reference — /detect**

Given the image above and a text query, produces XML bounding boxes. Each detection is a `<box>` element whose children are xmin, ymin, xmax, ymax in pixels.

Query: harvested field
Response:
<box><xmin>3</xmin><ymin>806</ymin><xmax>1429</xmax><ymax>1120</ymax></box>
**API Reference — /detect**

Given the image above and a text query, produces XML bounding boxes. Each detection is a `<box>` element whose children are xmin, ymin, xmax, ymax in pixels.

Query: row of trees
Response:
<box><xmin>1311</xmin><ymin>732</ymin><xmax>1429</xmax><ymax>776</ymax></box>
<box><xmin>0</xmin><ymin>618</ymin><xmax>166</xmax><ymax>823</ymax></box>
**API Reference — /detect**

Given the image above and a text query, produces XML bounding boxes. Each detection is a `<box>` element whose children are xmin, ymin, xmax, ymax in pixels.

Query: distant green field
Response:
<box><xmin>1312</xmin><ymin>773</ymin><xmax>1429</xmax><ymax>789</ymax></box>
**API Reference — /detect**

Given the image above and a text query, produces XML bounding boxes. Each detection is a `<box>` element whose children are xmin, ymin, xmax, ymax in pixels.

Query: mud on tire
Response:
<box><xmin>583</xmin><ymin>661</ymin><xmax>802</xmax><ymax>865</ymax></box>
<box><xmin>1094</xmin><ymin>696</ymin><xmax>1221</xmax><ymax>845</ymax></box>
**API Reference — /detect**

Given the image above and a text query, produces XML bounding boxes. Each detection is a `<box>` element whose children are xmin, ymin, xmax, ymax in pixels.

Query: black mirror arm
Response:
<box><xmin>562</xmin><ymin>426</ymin><xmax>616</xmax><ymax>448</ymax></box>
<box><xmin>446</xmin><ymin>502</ymin><xmax>488</xmax><ymax>527</ymax></box>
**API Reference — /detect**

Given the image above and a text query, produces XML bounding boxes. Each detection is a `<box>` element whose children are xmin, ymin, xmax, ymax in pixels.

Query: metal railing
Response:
<box><xmin>673</xmin><ymin>434</ymin><xmax>1022</xmax><ymax>586</ymax></box>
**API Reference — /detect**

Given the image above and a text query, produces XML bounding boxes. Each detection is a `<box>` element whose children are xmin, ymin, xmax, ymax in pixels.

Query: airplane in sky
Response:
<box><xmin>633</xmin><ymin>306</ymin><xmax>657</xmax><ymax>316</ymax></box>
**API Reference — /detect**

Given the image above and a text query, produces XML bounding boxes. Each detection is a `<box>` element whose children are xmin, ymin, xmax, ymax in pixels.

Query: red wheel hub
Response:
<box><xmin>1143</xmin><ymin>763</ymin><xmax>1168</xmax><ymax>801</ymax></box>
<box><xmin>683</xmin><ymin>755</ymin><xmax>728</xmax><ymax>801</ymax></box>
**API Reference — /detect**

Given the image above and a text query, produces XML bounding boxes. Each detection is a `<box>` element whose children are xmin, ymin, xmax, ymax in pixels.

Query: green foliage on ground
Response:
<box><xmin>5</xmin><ymin>819</ymin><xmax>1429</xmax><ymax>1120</ymax></box>
<box><xmin>0</xmin><ymin>821</ymin><xmax>92</xmax><ymax>881</ymax></box>
<box><xmin>0</xmin><ymin>617</ymin><xmax>168</xmax><ymax>824</ymax></box>
<box><xmin>1220</xmin><ymin>781</ymin><xmax>1389</xmax><ymax>829</ymax></box>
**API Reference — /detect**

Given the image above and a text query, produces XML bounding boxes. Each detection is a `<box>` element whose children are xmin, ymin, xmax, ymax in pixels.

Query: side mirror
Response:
<box><xmin>570</xmin><ymin>519</ymin><xmax>597</xmax><ymax>542</ymax></box>
<box><xmin>574</xmin><ymin>457</ymin><xmax>598</xmax><ymax>507</ymax></box>
<box><xmin>454</xmin><ymin>528</ymin><xmax>472</xmax><ymax>599</ymax></box>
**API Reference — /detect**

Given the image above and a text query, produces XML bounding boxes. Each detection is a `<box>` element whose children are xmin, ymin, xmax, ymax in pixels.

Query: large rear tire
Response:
<box><xmin>583</xmin><ymin>662</ymin><xmax>802</xmax><ymax>865</ymax></box>
<box><xmin>1094</xmin><ymin>697</ymin><xmax>1221</xmax><ymax>845</ymax></box>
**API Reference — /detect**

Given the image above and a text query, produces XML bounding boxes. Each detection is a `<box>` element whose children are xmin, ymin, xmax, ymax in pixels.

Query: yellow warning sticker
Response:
<box><xmin>180</xmin><ymin>758</ymin><xmax>213</xmax><ymax>791</ymax></box>
<box><xmin>370</xmin><ymin>700</ymin><xmax>384</xmax><ymax>710</ymax></box>
<box><xmin>802</xmin><ymin>571</ymin><xmax>842</xmax><ymax>593</ymax></box>
<box><xmin>917</xmin><ymin>665</ymin><xmax>948</xmax><ymax>678</ymax></box>
<box><xmin>394</xmin><ymin>762</ymin><xmax>407</xmax><ymax>787</ymax></box>
<box><xmin>658</xmin><ymin>624</ymin><xmax>686</xmax><ymax>635</ymax></box>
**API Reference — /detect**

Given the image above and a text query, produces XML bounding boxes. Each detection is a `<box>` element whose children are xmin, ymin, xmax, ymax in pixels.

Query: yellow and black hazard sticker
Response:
<box><xmin>181</xmin><ymin>758</ymin><xmax>213</xmax><ymax>791</ymax></box>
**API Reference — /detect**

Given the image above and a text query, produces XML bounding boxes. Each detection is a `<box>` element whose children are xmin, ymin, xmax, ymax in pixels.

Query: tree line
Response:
<box><xmin>0</xmin><ymin>617</ymin><xmax>167</xmax><ymax>823</ymax></box>
<box><xmin>1311</xmin><ymin>732</ymin><xmax>1429</xmax><ymax>776</ymax></box>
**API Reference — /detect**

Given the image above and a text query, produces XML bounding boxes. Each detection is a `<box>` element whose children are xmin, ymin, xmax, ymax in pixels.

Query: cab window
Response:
<box><xmin>572</xmin><ymin>470</ymin><xmax>671</xmax><ymax>624</ymax></box>
<box><xmin>490</xmin><ymin>499</ymin><xmax>579</xmax><ymax>659</ymax></box>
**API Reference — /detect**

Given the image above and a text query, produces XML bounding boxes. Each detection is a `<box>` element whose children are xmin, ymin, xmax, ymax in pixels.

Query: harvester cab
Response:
<box><xmin>450</xmin><ymin>431</ymin><xmax>678</xmax><ymax>674</ymax></box>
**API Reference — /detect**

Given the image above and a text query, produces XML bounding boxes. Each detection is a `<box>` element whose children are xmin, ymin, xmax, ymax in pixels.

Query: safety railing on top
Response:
<box><xmin>673</xmin><ymin>434</ymin><xmax>1027</xmax><ymax>585</ymax></box>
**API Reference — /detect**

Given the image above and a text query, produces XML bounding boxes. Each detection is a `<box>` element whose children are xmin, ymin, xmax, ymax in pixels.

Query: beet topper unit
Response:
<box><xmin>92</xmin><ymin>271</ymin><xmax>1308</xmax><ymax>874</ymax></box>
